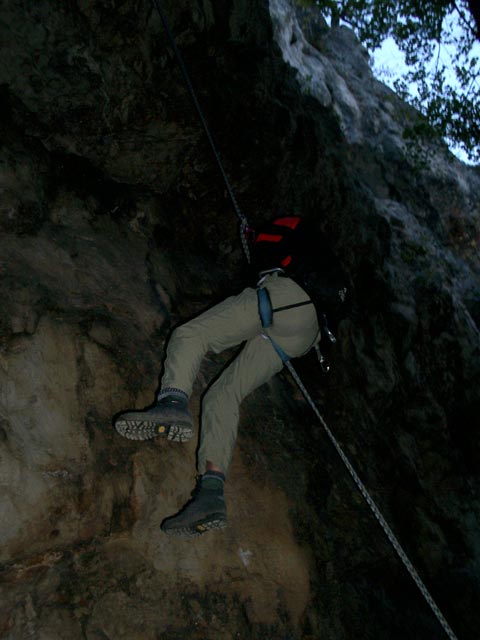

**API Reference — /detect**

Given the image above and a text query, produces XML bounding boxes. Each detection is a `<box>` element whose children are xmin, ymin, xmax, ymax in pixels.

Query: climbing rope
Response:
<box><xmin>284</xmin><ymin>359</ymin><xmax>459</xmax><ymax>640</ymax></box>
<box><xmin>151</xmin><ymin>0</ymin><xmax>251</xmax><ymax>262</ymax></box>
<box><xmin>152</xmin><ymin>3</ymin><xmax>458</xmax><ymax>636</ymax></box>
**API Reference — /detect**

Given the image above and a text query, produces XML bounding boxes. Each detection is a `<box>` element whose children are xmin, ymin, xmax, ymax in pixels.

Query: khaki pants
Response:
<box><xmin>162</xmin><ymin>273</ymin><xmax>319</xmax><ymax>475</ymax></box>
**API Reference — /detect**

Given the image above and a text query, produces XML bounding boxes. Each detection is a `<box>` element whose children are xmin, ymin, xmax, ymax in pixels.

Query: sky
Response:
<box><xmin>370</xmin><ymin>11</ymin><xmax>479</xmax><ymax>165</ymax></box>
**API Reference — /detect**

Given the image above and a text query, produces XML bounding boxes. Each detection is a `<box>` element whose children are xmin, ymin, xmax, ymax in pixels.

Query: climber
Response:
<box><xmin>114</xmin><ymin>216</ymin><xmax>346</xmax><ymax>537</ymax></box>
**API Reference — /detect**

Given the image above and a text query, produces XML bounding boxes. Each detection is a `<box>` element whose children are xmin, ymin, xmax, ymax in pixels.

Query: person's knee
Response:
<box><xmin>170</xmin><ymin>321</ymin><xmax>198</xmax><ymax>343</ymax></box>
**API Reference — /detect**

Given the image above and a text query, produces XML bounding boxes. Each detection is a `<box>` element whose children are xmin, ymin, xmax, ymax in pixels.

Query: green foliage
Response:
<box><xmin>301</xmin><ymin>1</ymin><xmax>480</xmax><ymax>162</ymax></box>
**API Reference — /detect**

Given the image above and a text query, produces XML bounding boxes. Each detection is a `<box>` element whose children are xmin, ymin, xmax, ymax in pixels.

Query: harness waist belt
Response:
<box><xmin>272</xmin><ymin>300</ymin><xmax>314</xmax><ymax>313</ymax></box>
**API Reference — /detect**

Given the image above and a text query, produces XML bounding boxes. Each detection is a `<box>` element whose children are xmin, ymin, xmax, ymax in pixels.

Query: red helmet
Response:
<box><xmin>250</xmin><ymin>216</ymin><xmax>303</xmax><ymax>271</ymax></box>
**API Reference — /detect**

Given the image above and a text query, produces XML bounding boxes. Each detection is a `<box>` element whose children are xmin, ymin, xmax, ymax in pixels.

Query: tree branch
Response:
<box><xmin>466</xmin><ymin>0</ymin><xmax>480</xmax><ymax>39</ymax></box>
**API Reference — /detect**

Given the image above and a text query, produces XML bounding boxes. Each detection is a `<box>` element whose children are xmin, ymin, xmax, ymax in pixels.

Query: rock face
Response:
<box><xmin>0</xmin><ymin>1</ymin><xmax>479</xmax><ymax>638</ymax></box>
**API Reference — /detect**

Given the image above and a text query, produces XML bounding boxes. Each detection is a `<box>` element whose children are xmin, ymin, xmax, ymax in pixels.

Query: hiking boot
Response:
<box><xmin>114</xmin><ymin>388</ymin><xmax>193</xmax><ymax>442</ymax></box>
<box><xmin>161</xmin><ymin>473</ymin><xmax>227</xmax><ymax>537</ymax></box>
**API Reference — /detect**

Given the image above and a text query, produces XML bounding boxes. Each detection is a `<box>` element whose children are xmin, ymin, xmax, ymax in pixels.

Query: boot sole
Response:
<box><xmin>162</xmin><ymin>513</ymin><xmax>227</xmax><ymax>537</ymax></box>
<box><xmin>115</xmin><ymin>419</ymin><xmax>193</xmax><ymax>442</ymax></box>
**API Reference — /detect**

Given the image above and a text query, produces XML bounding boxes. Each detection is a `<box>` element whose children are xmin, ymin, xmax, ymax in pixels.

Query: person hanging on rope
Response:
<box><xmin>114</xmin><ymin>216</ymin><xmax>347</xmax><ymax>537</ymax></box>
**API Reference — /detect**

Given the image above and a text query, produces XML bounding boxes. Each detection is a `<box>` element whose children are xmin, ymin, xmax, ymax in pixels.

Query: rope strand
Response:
<box><xmin>152</xmin><ymin>0</ymin><xmax>251</xmax><ymax>262</ymax></box>
<box><xmin>151</xmin><ymin>4</ymin><xmax>457</xmax><ymax>636</ymax></box>
<box><xmin>285</xmin><ymin>360</ymin><xmax>459</xmax><ymax>640</ymax></box>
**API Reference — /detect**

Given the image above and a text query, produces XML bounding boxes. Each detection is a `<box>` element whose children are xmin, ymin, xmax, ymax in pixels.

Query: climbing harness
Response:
<box><xmin>151</xmin><ymin>0</ymin><xmax>251</xmax><ymax>262</ymax></box>
<box><xmin>257</xmin><ymin>285</ymin><xmax>458</xmax><ymax>640</ymax></box>
<box><xmin>257</xmin><ymin>286</ymin><xmax>290</xmax><ymax>364</ymax></box>
<box><xmin>154</xmin><ymin>3</ymin><xmax>458</xmax><ymax>637</ymax></box>
<box><xmin>256</xmin><ymin>279</ymin><xmax>322</xmax><ymax>364</ymax></box>
<box><xmin>257</xmin><ymin>273</ymin><xmax>334</xmax><ymax>373</ymax></box>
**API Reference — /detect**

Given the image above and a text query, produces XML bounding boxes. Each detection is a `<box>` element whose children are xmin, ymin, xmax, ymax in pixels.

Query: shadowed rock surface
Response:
<box><xmin>0</xmin><ymin>1</ymin><xmax>479</xmax><ymax>638</ymax></box>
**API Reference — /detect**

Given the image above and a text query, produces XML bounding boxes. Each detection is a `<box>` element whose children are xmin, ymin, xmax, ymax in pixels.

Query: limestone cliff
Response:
<box><xmin>0</xmin><ymin>1</ymin><xmax>479</xmax><ymax>638</ymax></box>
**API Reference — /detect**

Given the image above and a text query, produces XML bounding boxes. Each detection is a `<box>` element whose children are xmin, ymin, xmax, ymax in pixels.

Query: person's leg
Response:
<box><xmin>160</xmin><ymin>286</ymin><xmax>261</xmax><ymax>396</ymax></box>
<box><xmin>196</xmin><ymin>274</ymin><xmax>320</xmax><ymax>476</ymax></box>
<box><xmin>114</xmin><ymin>287</ymin><xmax>261</xmax><ymax>441</ymax></box>
<box><xmin>161</xmin><ymin>334</ymin><xmax>283</xmax><ymax>536</ymax></box>
<box><xmin>161</xmin><ymin>275</ymin><xmax>320</xmax><ymax>537</ymax></box>
<box><xmin>197</xmin><ymin>334</ymin><xmax>284</xmax><ymax>475</ymax></box>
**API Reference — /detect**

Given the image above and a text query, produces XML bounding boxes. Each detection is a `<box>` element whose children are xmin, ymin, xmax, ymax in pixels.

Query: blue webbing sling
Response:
<box><xmin>256</xmin><ymin>287</ymin><xmax>290</xmax><ymax>364</ymax></box>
